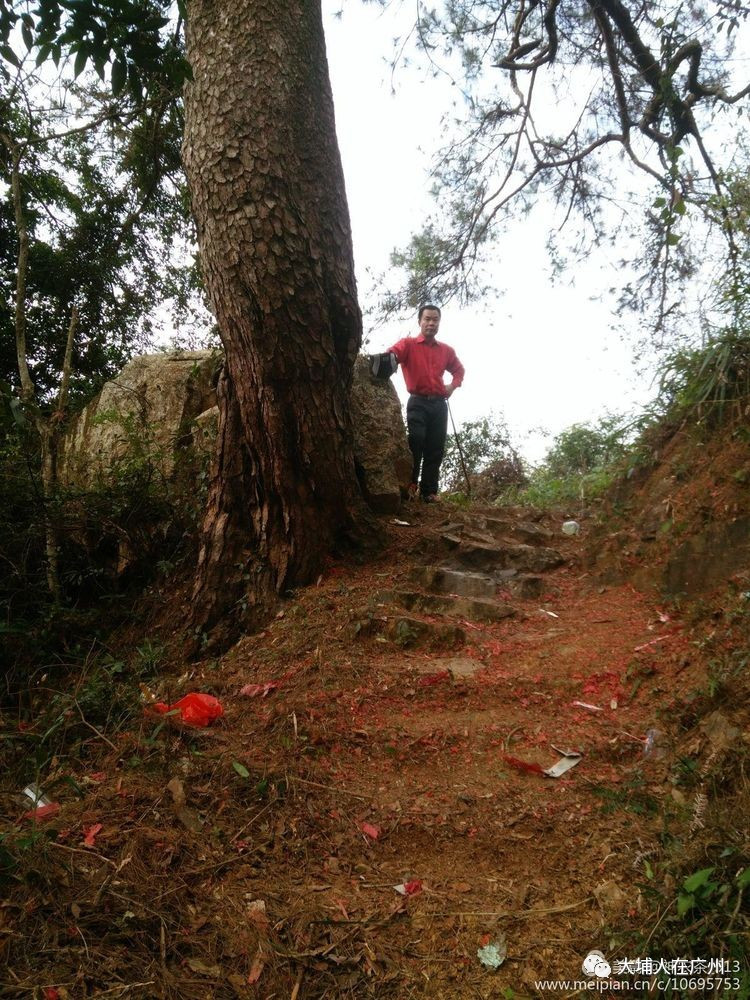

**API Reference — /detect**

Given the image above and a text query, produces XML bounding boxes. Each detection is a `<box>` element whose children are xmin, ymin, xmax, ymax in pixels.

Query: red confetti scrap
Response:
<box><xmin>417</xmin><ymin>670</ymin><xmax>451</xmax><ymax>687</ymax></box>
<box><xmin>240</xmin><ymin>682</ymin><xmax>280</xmax><ymax>698</ymax></box>
<box><xmin>82</xmin><ymin>823</ymin><xmax>103</xmax><ymax>847</ymax></box>
<box><xmin>359</xmin><ymin>822</ymin><xmax>380</xmax><ymax>840</ymax></box>
<box><xmin>23</xmin><ymin>802</ymin><xmax>61</xmax><ymax>822</ymax></box>
<box><xmin>403</xmin><ymin>879</ymin><xmax>422</xmax><ymax>895</ymax></box>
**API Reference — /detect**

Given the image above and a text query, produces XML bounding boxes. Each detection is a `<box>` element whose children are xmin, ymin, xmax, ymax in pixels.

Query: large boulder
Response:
<box><xmin>59</xmin><ymin>351</ymin><xmax>220</xmax><ymax>487</ymax></box>
<box><xmin>351</xmin><ymin>356</ymin><xmax>412</xmax><ymax>512</ymax></box>
<box><xmin>59</xmin><ymin>351</ymin><xmax>411</xmax><ymax>513</ymax></box>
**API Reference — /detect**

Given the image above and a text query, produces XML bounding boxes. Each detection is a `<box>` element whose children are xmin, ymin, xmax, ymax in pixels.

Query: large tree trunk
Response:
<box><xmin>182</xmin><ymin>0</ymin><xmax>367</xmax><ymax>634</ymax></box>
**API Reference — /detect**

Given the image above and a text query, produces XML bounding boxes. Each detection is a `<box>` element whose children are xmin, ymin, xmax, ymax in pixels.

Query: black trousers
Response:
<box><xmin>406</xmin><ymin>394</ymin><xmax>448</xmax><ymax>497</ymax></box>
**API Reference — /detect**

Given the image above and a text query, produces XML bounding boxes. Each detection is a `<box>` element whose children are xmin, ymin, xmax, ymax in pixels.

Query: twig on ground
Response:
<box><xmin>72</xmin><ymin>697</ymin><xmax>120</xmax><ymax>753</ymax></box>
<box><xmin>503</xmin><ymin>725</ymin><xmax>524</xmax><ymax>750</ymax></box>
<box><xmin>288</xmin><ymin>775</ymin><xmax>369</xmax><ymax>800</ymax></box>
<box><xmin>290</xmin><ymin>969</ymin><xmax>304</xmax><ymax>1000</ymax></box>
<box><xmin>429</xmin><ymin>896</ymin><xmax>594</xmax><ymax>919</ymax></box>
<box><xmin>49</xmin><ymin>842</ymin><xmax>116</xmax><ymax>867</ymax></box>
<box><xmin>645</xmin><ymin>897</ymin><xmax>677</xmax><ymax>948</ymax></box>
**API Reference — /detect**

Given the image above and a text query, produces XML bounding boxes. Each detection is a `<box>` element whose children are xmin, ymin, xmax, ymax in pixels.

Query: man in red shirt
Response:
<box><xmin>388</xmin><ymin>305</ymin><xmax>465</xmax><ymax>502</ymax></box>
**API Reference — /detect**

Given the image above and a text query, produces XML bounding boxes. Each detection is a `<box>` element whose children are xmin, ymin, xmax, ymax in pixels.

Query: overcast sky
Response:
<box><xmin>321</xmin><ymin>2</ymin><xmax>686</xmax><ymax>460</ymax></box>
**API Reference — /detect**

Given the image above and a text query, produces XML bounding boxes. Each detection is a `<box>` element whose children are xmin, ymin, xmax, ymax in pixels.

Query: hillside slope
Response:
<box><xmin>2</xmin><ymin>493</ymin><xmax>747</xmax><ymax>998</ymax></box>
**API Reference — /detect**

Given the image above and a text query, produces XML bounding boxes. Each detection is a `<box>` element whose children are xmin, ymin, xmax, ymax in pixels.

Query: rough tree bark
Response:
<box><xmin>182</xmin><ymin>0</ymin><xmax>368</xmax><ymax>634</ymax></box>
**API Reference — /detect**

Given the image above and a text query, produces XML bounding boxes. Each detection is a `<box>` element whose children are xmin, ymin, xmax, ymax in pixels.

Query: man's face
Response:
<box><xmin>419</xmin><ymin>309</ymin><xmax>441</xmax><ymax>340</ymax></box>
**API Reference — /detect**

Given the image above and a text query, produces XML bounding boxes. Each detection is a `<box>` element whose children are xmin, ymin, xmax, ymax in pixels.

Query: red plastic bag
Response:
<box><xmin>154</xmin><ymin>693</ymin><xmax>224</xmax><ymax>727</ymax></box>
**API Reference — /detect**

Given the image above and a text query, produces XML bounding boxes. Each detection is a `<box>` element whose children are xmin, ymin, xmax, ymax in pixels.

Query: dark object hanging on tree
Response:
<box><xmin>369</xmin><ymin>352</ymin><xmax>399</xmax><ymax>380</ymax></box>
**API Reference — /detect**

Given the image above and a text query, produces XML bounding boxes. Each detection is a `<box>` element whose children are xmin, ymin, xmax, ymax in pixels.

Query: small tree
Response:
<box><xmin>544</xmin><ymin>413</ymin><xmax>630</xmax><ymax>479</ymax></box>
<box><xmin>511</xmin><ymin>412</ymin><xmax>633</xmax><ymax>506</ymax></box>
<box><xmin>442</xmin><ymin>412</ymin><xmax>526</xmax><ymax>497</ymax></box>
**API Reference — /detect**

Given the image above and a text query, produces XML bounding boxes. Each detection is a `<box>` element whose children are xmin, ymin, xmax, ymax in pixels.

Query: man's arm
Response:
<box><xmin>445</xmin><ymin>349</ymin><xmax>465</xmax><ymax>396</ymax></box>
<box><xmin>387</xmin><ymin>337</ymin><xmax>410</xmax><ymax>365</ymax></box>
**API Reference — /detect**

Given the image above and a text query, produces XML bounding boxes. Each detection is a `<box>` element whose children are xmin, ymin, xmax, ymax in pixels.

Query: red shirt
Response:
<box><xmin>388</xmin><ymin>334</ymin><xmax>465</xmax><ymax>397</ymax></box>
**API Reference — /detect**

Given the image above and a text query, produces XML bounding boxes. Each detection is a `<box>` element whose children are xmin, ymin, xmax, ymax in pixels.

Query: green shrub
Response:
<box><xmin>658</xmin><ymin>330</ymin><xmax>750</xmax><ymax>427</ymax></box>
<box><xmin>497</xmin><ymin>413</ymin><xmax>635</xmax><ymax>508</ymax></box>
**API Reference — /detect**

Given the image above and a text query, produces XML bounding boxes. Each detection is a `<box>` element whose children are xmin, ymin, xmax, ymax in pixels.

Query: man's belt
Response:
<box><xmin>410</xmin><ymin>393</ymin><xmax>446</xmax><ymax>402</ymax></box>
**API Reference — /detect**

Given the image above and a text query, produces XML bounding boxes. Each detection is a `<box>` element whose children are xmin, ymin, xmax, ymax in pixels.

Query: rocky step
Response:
<box><xmin>410</xmin><ymin>565</ymin><xmax>496</xmax><ymax>599</ymax></box>
<box><xmin>413</xmin><ymin>656</ymin><xmax>486</xmax><ymax>680</ymax></box>
<box><xmin>385</xmin><ymin>589</ymin><xmax>515</xmax><ymax>624</ymax></box>
<box><xmin>468</xmin><ymin>504</ymin><xmax>547</xmax><ymax>524</ymax></box>
<box><xmin>413</xmin><ymin>564</ymin><xmax>548</xmax><ymax>601</ymax></box>
<box><xmin>484</xmin><ymin>517</ymin><xmax>554</xmax><ymax>545</ymax></box>
<box><xmin>441</xmin><ymin>534</ymin><xmax>564</xmax><ymax>573</ymax></box>
<box><xmin>352</xmin><ymin>612</ymin><xmax>465</xmax><ymax>650</ymax></box>
<box><xmin>505</xmin><ymin>574</ymin><xmax>546</xmax><ymax>599</ymax></box>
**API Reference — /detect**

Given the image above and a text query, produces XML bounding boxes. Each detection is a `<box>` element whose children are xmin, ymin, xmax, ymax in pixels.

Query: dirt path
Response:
<box><xmin>3</xmin><ymin>503</ymin><xmax>699</xmax><ymax>999</ymax></box>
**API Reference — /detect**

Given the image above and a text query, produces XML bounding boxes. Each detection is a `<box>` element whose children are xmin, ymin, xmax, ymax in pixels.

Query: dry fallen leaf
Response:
<box><xmin>167</xmin><ymin>777</ymin><xmax>202</xmax><ymax>833</ymax></box>
<box><xmin>186</xmin><ymin>958</ymin><xmax>221</xmax><ymax>977</ymax></box>
<box><xmin>167</xmin><ymin>777</ymin><xmax>186</xmax><ymax>809</ymax></box>
<box><xmin>247</xmin><ymin>949</ymin><xmax>265</xmax><ymax>984</ymax></box>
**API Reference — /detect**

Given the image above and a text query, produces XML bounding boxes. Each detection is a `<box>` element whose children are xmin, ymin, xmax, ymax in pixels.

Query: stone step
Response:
<box><xmin>387</xmin><ymin>590</ymin><xmax>515</xmax><ymax>624</ymax></box>
<box><xmin>388</xmin><ymin>616</ymin><xmax>465</xmax><ymax>650</ymax></box>
<box><xmin>507</xmin><ymin>574</ymin><xmax>546</xmax><ymax>599</ymax></box>
<box><xmin>411</xmin><ymin>565</ymin><xmax>496</xmax><ymax>599</ymax></box>
<box><xmin>415</xmin><ymin>656</ymin><xmax>485</xmax><ymax>679</ymax></box>
<box><xmin>470</xmin><ymin>504</ymin><xmax>546</xmax><ymax>523</ymax></box>
<box><xmin>441</xmin><ymin>534</ymin><xmax>564</xmax><ymax>573</ymax></box>
<box><xmin>484</xmin><ymin>517</ymin><xmax>553</xmax><ymax>545</ymax></box>
<box><xmin>352</xmin><ymin>612</ymin><xmax>465</xmax><ymax>650</ymax></box>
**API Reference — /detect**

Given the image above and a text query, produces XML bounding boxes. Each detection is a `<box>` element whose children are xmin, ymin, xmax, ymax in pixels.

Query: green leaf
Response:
<box><xmin>667</xmin><ymin>233</ymin><xmax>681</xmax><ymax>246</ymax></box>
<box><xmin>683</xmin><ymin>867</ymin><xmax>715</xmax><ymax>893</ymax></box>
<box><xmin>677</xmin><ymin>892</ymin><xmax>694</xmax><ymax>916</ymax></box>
<box><xmin>73</xmin><ymin>45</ymin><xmax>88</xmax><ymax>77</ymax></box>
<box><xmin>232</xmin><ymin>761</ymin><xmax>250</xmax><ymax>779</ymax></box>
<box><xmin>127</xmin><ymin>62</ymin><xmax>142</xmax><ymax>100</ymax></box>
<box><xmin>653</xmin><ymin>197</ymin><xmax>667</xmax><ymax>208</ymax></box>
<box><xmin>21</xmin><ymin>23</ymin><xmax>33</xmax><ymax>50</ymax></box>
<box><xmin>644</xmin><ymin>859</ymin><xmax>654</xmax><ymax>880</ymax></box>
<box><xmin>737</xmin><ymin>867</ymin><xmax>750</xmax><ymax>889</ymax></box>
<box><xmin>1</xmin><ymin>43</ymin><xmax>20</xmax><ymax>66</ymax></box>
<box><xmin>111</xmin><ymin>56</ymin><xmax>126</xmax><ymax>96</ymax></box>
